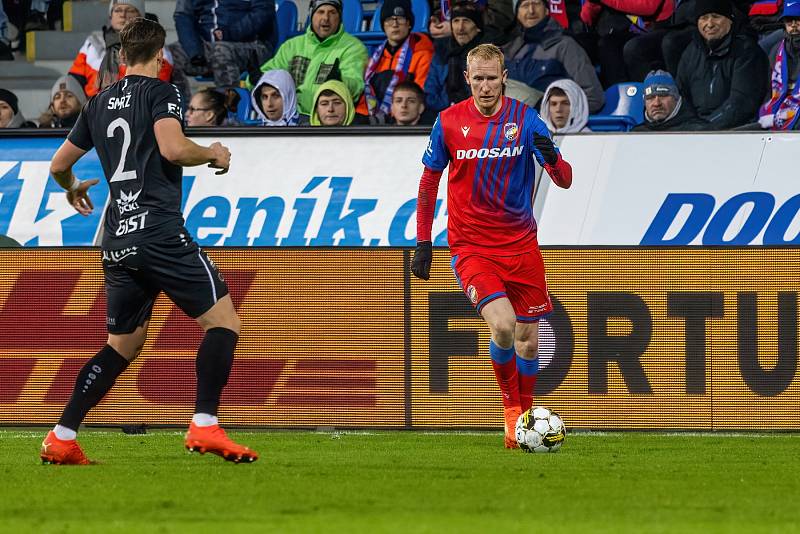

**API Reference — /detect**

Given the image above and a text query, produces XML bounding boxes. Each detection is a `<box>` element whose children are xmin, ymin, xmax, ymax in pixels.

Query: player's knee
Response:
<box><xmin>488</xmin><ymin>319</ymin><xmax>516</xmax><ymax>348</ymax></box>
<box><xmin>515</xmin><ymin>338</ymin><xmax>538</xmax><ymax>359</ymax></box>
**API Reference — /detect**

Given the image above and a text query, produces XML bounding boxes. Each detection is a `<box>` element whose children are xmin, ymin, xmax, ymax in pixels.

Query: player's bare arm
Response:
<box><xmin>153</xmin><ymin>118</ymin><xmax>231</xmax><ymax>174</ymax></box>
<box><xmin>50</xmin><ymin>139</ymin><xmax>100</xmax><ymax>216</ymax></box>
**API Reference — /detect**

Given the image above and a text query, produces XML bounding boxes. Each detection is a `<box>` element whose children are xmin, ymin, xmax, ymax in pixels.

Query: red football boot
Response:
<box><xmin>40</xmin><ymin>431</ymin><xmax>91</xmax><ymax>465</ymax></box>
<box><xmin>503</xmin><ymin>406</ymin><xmax>521</xmax><ymax>449</ymax></box>
<box><xmin>184</xmin><ymin>423</ymin><xmax>259</xmax><ymax>463</ymax></box>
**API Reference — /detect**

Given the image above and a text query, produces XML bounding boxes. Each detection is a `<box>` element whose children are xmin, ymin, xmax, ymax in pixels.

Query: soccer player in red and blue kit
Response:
<box><xmin>411</xmin><ymin>43</ymin><xmax>572</xmax><ymax>449</ymax></box>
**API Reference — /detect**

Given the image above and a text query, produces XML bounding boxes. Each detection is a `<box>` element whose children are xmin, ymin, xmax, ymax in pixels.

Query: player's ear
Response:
<box><xmin>118</xmin><ymin>48</ymin><xmax>127</xmax><ymax>66</ymax></box>
<box><xmin>463</xmin><ymin>70</ymin><xmax>469</xmax><ymax>84</ymax></box>
<box><xmin>502</xmin><ymin>69</ymin><xmax>508</xmax><ymax>85</ymax></box>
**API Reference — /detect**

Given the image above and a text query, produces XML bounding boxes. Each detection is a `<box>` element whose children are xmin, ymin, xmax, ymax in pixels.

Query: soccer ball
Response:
<box><xmin>515</xmin><ymin>406</ymin><xmax>566</xmax><ymax>453</ymax></box>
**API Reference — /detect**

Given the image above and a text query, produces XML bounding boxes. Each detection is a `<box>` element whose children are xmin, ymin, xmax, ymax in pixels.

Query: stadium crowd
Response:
<box><xmin>1</xmin><ymin>0</ymin><xmax>799</xmax><ymax>130</ymax></box>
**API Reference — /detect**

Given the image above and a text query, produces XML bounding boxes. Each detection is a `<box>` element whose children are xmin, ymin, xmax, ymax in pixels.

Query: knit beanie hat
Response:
<box><xmin>51</xmin><ymin>76</ymin><xmax>87</xmax><ymax>106</ymax></box>
<box><xmin>694</xmin><ymin>0</ymin><xmax>733</xmax><ymax>20</ymax></box>
<box><xmin>513</xmin><ymin>0</ymin><xmax>549</xmax><ymax>14</ymax></box>
<box><xmin>109</xmin><ymin>0</ymin><xmax>145</xmax><ymax>17</ymax></box>
<box><xmin>381</xmin><ymin>0</ymin><xmax>415</xmax><ymax>28</ymax></box>
<box><xmin>310</xmin><ymin>0</ymin><xmax>343</xmax><ymax>16</ymax></box>
<box><xmin>0</xmin><ymin>88</ymin><xmax>19</xmax><ymax>114</ymax></box>
<box><xmin>781</xmin><ymin>0</ymin><xmax>800</xmax><ymax>19</ymax></box>
<box><xmin>643</xmin><ymin>70</ymin><xmax>680</xmax><ymax>99</ymax></box>
<box><xmin>451</xmin><ymin>2</ymin><xmax>484</xmax><ymax>30</ymax></box>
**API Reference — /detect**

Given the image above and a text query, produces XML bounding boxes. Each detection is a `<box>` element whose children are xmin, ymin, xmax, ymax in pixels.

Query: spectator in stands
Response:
<box><xmin>171</xmin><ymin>0</ymin><xmax>276</xmax><ymax>90</ymax></box>
<box><xmin>355</xmin><ymin>0</ymin><xmax>435</xmax><ymax>123</ymax></box>
<box><xmin>256</xmin><ymin>0</ymin><xmax>368</xmax><ymax>118</ymax></box>
<box><xmin>503</xmin><ymin>0</ymin><xmax>605</xmax><ymax>112</ymax></box>
<box><xmin>310</xmin><ymin>79</ymin><xmax>355</xmax><ymax>126</ymax></box>
<box><xmin>38</xmin><ymin>76</ymin><xmax>87</xmax><ymax>128</ymax></box>
<box><xmin>425</xmin><ymin>1</ymin><xmax>487</xmax><ymax>112</ymax></box>
<box><xmin>0</xmin><ymin>88</ymin><xmax>36</xmax><ymax>128</ymax></box>
<box><xmin>431</xmin><ymin>0</ymin><xmax>518</xmax><ymax>44</ymax></box>
<box><xmin>251</xmin><ymin>69</ymin><xmax>300</xmax><ymax>126</ymax></box>
<box><xmin>677</xmin><ymin>0</ymin><xmax>769</xmax><ymax>129</ymax></box>
<box><xmin>580</xmin><ymin>0</ymin><xmax>674</xmax><ymax>86</ymax></box>
<box><xmin>390</xmin><ymin>80</ymin><xmax>430</xmax><ymax>124</ymax></box>
<box><xmin>1</xmin><ymin>3</ymin><xmax>13</xmax><ymax>60</ymax></box>
<box><xmin>69</xmin><ymin>0</ymin><xmax>174</xmax><ymax>97</ymax></box>
<box><xmin>633</xmin><ymin>69</ymin><xmax>705</xmax><ymax>130</ymax></box>
<box><xmin>186</xmin><ymin>88</ymin><xmax>228</xmax><ymax>126</ymax></box>
<box><xmin>758</xmin><ymin>0</ymin><xmax>800</xmax><ymax>129</ymax></box>
<box><xmin>539</xmin><ymin>79</ymin><xmax>590</xmax><ymax>132</ymax></box>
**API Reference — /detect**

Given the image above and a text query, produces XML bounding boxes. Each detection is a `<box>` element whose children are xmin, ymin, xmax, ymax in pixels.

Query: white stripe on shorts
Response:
<box><xmin>198</xmin><ymin>252</ymin><xmax>218</xmax><ymax>304</ymax></box>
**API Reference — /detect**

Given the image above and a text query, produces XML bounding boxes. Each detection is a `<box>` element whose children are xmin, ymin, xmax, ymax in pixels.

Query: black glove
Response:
<box><xmin>411</xmin><ymin>241</ymin><xmax>433</xmax><ymax>280</ymax></box>
<box><xmin>533</xmin><ymin>133</ymin><xmax>558</xmax><ymax>165</ymax></box>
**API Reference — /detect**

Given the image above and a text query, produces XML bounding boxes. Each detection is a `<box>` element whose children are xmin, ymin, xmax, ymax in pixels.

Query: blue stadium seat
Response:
<box><xmin>276</xmin><ymin>0</ymin><xmax>299</xmax><ymax>46</ymax></box>
<box><xmin>586</xmin><ymin>83</ymin><xmax>645</xmax><ymax>132</ymax></box>
<box><xmin>232</xmin><ymin>87</ymin><xmax>258</xmax><ymax>124</ymax></box>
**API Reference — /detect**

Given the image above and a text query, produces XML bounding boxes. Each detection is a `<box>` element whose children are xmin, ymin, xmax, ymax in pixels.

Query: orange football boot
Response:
<box><xmin>40</xmin><ymin>431</ymin><xmax>91</xmax><ymax>465</ymax></box>
<box><xmin>184</xmin><ymin>423</ymin><xmax>259</xmax><ymax>463</ymax></box>
<box><xmin>503</xmin><ymin>406</ymin><xmax>521</xmax><ymax>449</ymax></box>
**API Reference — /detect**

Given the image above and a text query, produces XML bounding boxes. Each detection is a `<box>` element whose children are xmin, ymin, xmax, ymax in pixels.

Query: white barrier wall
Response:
<box><xmin>1</xmin><ymin>132</ymin><xmax>798</xmax><ymax>246</ymax></box>
<box><xmin>536</xmin><ymin>133</ymin><xmax>800</xmax><ymax>245</ymax></box>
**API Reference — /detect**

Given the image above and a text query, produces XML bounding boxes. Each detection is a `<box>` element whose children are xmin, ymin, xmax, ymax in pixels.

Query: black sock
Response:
<box><xmin>58</xmin><ymin>345</ymin><xmax>130</xmax><ymax>431</ymax></box>
<box><xmin>194</xmin><ymin>327</ymin><xmax>238</xmax><ymax>416</ymax></box>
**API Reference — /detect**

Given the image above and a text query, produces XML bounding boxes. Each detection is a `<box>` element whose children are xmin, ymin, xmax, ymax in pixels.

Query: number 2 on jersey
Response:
<box><xmin>106</xmin><ymin>117</ymin><xmax>137</xmax><ymax>183</ymax></box>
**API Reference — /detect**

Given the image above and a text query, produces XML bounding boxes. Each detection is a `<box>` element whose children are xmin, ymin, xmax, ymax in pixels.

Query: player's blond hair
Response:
<box><xmin>466</xmin><ymin>44</ymin><xmax>505</xmax><ymax>71</ymax></box>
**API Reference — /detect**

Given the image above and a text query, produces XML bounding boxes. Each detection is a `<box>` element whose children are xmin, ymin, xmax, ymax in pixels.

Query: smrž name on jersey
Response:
<box><xmin>107</xmin><ymin>94</ymin><xmax>132</xmax><ymax>110</ymax></box>
<box><xmin>455</xmin><ymin>146</ymin><xmax>524</xmax><ymax>160</ymax></box>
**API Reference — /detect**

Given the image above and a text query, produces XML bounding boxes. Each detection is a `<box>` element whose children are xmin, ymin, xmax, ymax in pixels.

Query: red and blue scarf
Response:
<box><xmin>760</xmin><ymin>40</ymin><xmax>800</xmax><ymax>130</ymax></box>
<box><xmin>364</xmin><ymin>37</ymin><xmax>412</xmax><ymax>116</ymax></box>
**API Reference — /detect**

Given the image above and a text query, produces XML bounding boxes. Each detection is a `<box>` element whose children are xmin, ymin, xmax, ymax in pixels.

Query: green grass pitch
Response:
<box><xmin>2</xmin><ymin>429</ymin><xmax>799</xmax><ymax>533</ymax></box>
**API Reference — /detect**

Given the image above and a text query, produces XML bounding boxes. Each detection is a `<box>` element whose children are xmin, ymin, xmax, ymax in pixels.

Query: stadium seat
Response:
<box><xmin>231</xmin><ymin>87</ymin><xmax>260</xmax><ymax>124</ymax></box>
<box><xmin>276</xmin><ymin>0</ymin><xmax>299</xmax><ymax>46</ymax></box>
<box><xmin>586</xmin><ymin>83</ymin><xmax>644</xmax><ymax>132</ymax></box>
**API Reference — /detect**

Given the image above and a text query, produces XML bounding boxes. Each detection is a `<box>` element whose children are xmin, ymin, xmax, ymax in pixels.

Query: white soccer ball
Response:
<box><xmin>514</xmin><ymin>406</ymin><xmax>566</xmax><ymax>453</ymax></box>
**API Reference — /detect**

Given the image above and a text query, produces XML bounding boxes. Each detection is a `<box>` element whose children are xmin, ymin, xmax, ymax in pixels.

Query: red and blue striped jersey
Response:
<box><xmin>422</xmin><ymin>96</ymin><xmax>559</xmax><ymax>256</ymax></box>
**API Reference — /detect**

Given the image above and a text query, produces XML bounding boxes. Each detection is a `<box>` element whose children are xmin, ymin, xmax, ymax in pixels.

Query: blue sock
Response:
<box><xmin>489</xmin><ymin>339</ymin><xmax>515</xmax><ymax>364</ymax></box>
<box><xmin>516</xmin><ymin>355</ymin><xmax>539</xmax><ymax>376</ymax></box>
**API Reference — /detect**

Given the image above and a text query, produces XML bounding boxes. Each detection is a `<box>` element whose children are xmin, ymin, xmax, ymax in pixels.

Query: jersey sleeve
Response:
<box><xmin>150</xmin><ymin>82</ymin><xmax>185</xmax><ymax>126</ymax></box>
<box><xmin>67</xmin><ymin>106</ymin><xmax>94</xmax><ymax>151</ymax></box>
<box><xmin>528</xmin><ymin>110</ymin><xmax>561</xmax><ymax>166</ymax></box>
<box><xmin>421</xmin><ymin>114</ymin><xmax>450</xmax><ymax>171</ymax></box>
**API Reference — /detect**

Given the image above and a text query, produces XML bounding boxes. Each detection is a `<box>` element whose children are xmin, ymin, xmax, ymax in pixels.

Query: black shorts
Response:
<box><xmin>102</xmin><ymin>236</ymin><xmax>229</xmax><ymax>334</ymax></box>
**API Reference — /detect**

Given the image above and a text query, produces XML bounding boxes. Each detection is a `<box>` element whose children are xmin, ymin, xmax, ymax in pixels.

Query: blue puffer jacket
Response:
<box><xmin>175</xmin><ymin>0</ymin><xmax>277</xmax><ymax>59</ymax></box>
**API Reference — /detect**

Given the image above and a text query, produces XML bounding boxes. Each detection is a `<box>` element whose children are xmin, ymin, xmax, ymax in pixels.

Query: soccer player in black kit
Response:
<box><xmin>40</xmin><ymin>18</ymin><xmax>258</xmax><ymax>464</ymax></box>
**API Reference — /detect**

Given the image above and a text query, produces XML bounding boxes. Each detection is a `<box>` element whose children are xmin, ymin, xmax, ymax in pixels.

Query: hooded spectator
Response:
<box><xmin>251</xmin><ymin>69</ymin><xmax>300</xmax><ymax>126</ymax></box>
<box><xmin>310</xmin><ymin>79</ymin><xmax>355</xmax><ymax>126</ymax></box>
<box><xmin>759</xmin><ymin>0</ymin><xmax>800</xmax><ymax>129</ymax></box>
<box><xmin>676</xmin><ymin>0</ymin><xmax>770</xmax><ymax>129</ymax></box>
<box><xmin>69</xmin><ymin>0</ymin><xmax>174</xmax><ymax>97</ymax></box>
<box><xmin>256</xmin><ymin>0</ymin><xmax>368</xmax><ymax>117</ymax></box>
<box><xmin>633</xmin><ymin>70</ymin><xmax>705</xmax><ymax>130</ymax></box>
<box><xmin>539</xmin><ymin>79</ymin><xmax>590</xmax><ymax>133</ymax></box>
<box><xmin>0</xmin><ymin>88</ymin><xmax>36</xmax><ymax>128</ymax></box>
<box><xmin>38</xmin><ymin>76</ymin><xmax>87</xmax><ymax>128</ymax></box>
<box><xmin>355</xmin><ymin>0</ymin><xmax>435</xmax><ymax>123</ymax></box>
<box><xmin>503</xmin><ymin>0</ymin><xmax>604</xmax><ymax>112</ymax></box>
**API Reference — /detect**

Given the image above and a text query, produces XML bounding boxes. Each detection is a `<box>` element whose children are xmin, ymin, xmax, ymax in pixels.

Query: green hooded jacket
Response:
<box><xmin>257</xmin><ymin>24</ymin><xmax>368</xmax><ymax>116</ymax></box>
<box><xmin>310</xmin><ymin>80</ymin><xmax>355</xmax><ymax>126</ymax></box>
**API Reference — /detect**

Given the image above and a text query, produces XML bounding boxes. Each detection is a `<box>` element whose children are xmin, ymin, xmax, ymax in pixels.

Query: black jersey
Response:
<box><xmin>68</xmin><ymin>75</ymin><xmax>186</xmax><ymax>249</ymax></box>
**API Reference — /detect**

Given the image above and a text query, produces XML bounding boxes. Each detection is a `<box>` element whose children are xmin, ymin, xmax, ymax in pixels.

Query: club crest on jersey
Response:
<box><xmin>503</xmin><ymin>123</ymin><xmax>519</xmax><ymax>141</ymax></box>
<box><xmin>467</xmin><ymin>285</ymin><xmax>478</xmax><ymax>304</ymax></box>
